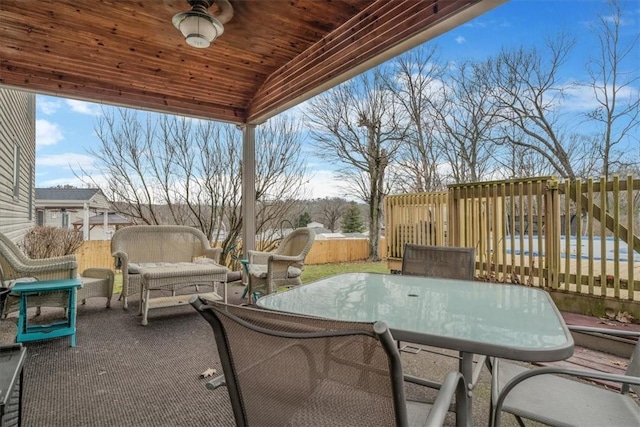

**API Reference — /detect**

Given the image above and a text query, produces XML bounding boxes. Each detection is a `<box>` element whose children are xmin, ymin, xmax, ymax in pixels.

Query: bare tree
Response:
<box><xmin>383</xmin><ymin>46</ymin><xmax>447</xmax><ymax>192</ymax></box>
<box><xmin>85</xmin><ymin>109</ymin><xmax>309</xmax><ymax>261</ymax></box>
<box><xmin>313</xmin><ymin>197</ymin><xmax>348</xmax><ymax>232</ymax></box>
<box><xmin>583</xmin><ymin>0</ymin><xmax>640</xmax><ymax>179</ymax></box>
<box><xmin>491</xmin><ymin>127</ymin><xmax>555</xmax><ymax>179</ymax></box>
<box><xmin>305</xmin><ymin>69</ymin><xmax>407</xmax><ymax>260</ymax></box>
<box><xmin>428</xmin><ymin>60</ymin><xmax>500</xmax><ymax>183</ymax></box>
<box><xmin>485</xmin><ymin>35</ymin><xmax>594</xmax><ymax>179</ymax></box>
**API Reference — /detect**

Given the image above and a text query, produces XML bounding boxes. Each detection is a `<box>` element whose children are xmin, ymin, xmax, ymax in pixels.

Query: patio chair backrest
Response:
<box><xmin>276</xmin><ymin>228</ymin><xmax>316</xmax><ymax>263</ymax></box>
<box><xmin>193</xmin><ymin>301</ymin><xmax>407</xmax><ymax>426</ymax></box>
<box><xmin>0</xmin><ymin>233</ymin><xmax>30</xmax><ymax>276</ymax></box>
<box><xmin>401</xmin><ymin>244</ymin><xmax>475</xmax><ymax>280</ymax></box>
<box><xmin>0</xmin><ymin>231</ymin><xmax>77</xmax><ymax>283</ymax></box>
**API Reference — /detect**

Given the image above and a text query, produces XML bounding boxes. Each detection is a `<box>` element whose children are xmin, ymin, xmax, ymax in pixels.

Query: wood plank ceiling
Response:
<box><xmin>0</xmin><ymin>0</ymin><xmax>506</xmax><ymax>124</ymax></box>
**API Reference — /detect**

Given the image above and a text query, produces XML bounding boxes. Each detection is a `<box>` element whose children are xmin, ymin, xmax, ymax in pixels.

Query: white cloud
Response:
<box><xmin>454</xmin><ymin>35</ymin><xmax>466</xmax><ymax>44</ymax></box>
<box><xmin>303</xmin><ymin>169</ymin><xmax>358</xmax><ymax>201</ymax></box>
<box><xmin>36</xmin><ymin>153</ymin><xmax>107</xmax><ymax>188</ymax></box>
<box><xmin>37</xmin><ymin>152</ymin><xmax>97</xmax><ymax>170</ymax></box>
<box><xmin>36</xmin><ymin>120</ymin><xmax>64</xmax><ymax>148</ymax></box>
<box><xmin>38</xmin><ymin>98</ymin><xmax>62</xmax><ymax>115</ymax></box>
<box><xmin>560</xmin><ymin>83</ymin><xmax>640</xmax><ymax>112</ymax></box>
<box><xmin>65</xmin><ymin>99</ymin><xmax>102</xmax><ymax>116</ymax></box>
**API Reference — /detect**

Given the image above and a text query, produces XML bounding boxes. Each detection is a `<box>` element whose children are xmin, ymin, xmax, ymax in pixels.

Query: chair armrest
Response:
<box><xmin>268</xmin><ymin>254</ymin><xmax>304</xmax><ymax>263</ymax></box>
<box><xmin>22</xmin><ymin>254</ymin><xmax>76</xmax><ymax>266</ymax></box>
<box><xmin>424</xmin><ymin>371</ymin><xmax>469</xmax><ymax>427</ymax></box>
<box><xmin>111</xmin><ymin>251</ymin><xmax>128</xmax><ymax>270</ymax></box>
<box><xmin>247</xmin><ymin>250</ymin><xmax>270</xmax><ymax>265</ymax></box>
<box><xmin>10</xmin><ymin>256</ymin><xmax>77</xmax><ymax>278</ymax></box>
<box><xmin>203</xmin><ymin>247</ymin><xmax>223</xmax><ymax>263</ymax></box>
<box><xmin>568</xmin><ymin>325</ymin><xmax>640</xmax><ymax>339</ymax></box>
<box><xmin>500</xmin><ymin>363</ymin><xmax>640</xmax><ymax>391</ymax></box>
<box><xmin>268</xmin><ymin>253</ymin><xmax>305</xmax><ymax>270</ymax></box>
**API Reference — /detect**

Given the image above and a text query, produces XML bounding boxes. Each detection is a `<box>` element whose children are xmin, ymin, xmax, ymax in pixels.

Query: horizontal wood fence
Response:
<box><xmin>74</xmin><ymin>238</ymin><xmax>388</xmax><ymax>273</ymax></box>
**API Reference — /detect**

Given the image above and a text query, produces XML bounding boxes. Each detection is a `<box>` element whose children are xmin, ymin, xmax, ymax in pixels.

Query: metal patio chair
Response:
<box><xmin>401</xmin><ymin>244</ymin><xmax>476</xmax><ymax>280</ymax></box>
<box><xmin>191</xmin><ymin>298</ymin><xmax>470</xmax><ymax>426</ymax></box>
<box><xmin>400</xmin><ymin>244</ymin><xmax>486</xmax><ymax>391</ymax></box>
<box><xmin>491</xmin><ymin>325</ymin><xmax>640</xmax><ymax>426</ymax></box>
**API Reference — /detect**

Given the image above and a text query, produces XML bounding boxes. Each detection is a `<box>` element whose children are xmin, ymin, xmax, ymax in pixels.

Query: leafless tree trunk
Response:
<box><xmin>85</xmin><ymin>109</ymin><xmax>308</xmax><ymax>262</ymax></box>
<box><xmin>305</xmin><ymin>70</ymin><xmax>407</xmax><ymax>260</ymax></box>
<box><xmin>583</xmin><ymin>0</ymin><xmax>640</xmax><ymax>179</ymax></box>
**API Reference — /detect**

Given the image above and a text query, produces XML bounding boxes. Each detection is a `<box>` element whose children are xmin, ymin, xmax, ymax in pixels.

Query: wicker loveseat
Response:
<box><xmin>111</xmin><ymin>225</ymin><xmax>228</xmax><ymax>325</ymax></box>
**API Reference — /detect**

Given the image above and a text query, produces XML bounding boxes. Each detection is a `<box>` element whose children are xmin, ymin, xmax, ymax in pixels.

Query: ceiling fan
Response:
<box><xmin>172</xmin><ymin>0</ymin><xmax>234</xmax><ymax>48</ymax></box>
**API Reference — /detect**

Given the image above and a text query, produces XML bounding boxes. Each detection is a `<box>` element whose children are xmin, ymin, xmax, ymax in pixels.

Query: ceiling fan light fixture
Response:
<box><xmin>172</xmin><ymin>0</ymin><xmax>233</xmax><ymax>49</ymax></box>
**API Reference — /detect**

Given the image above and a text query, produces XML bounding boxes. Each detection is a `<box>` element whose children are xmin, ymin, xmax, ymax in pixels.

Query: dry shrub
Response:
<box><xmin>20</xmin><ymin>226</ymin><xmax>83</xmax><ymax>259</ymax></box>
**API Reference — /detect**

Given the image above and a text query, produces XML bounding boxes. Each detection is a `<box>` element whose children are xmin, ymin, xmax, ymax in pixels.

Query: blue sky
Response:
<box><xmin>35</xmin><ymin>0</ymin><xmax>639</xmax><ymax>197</ymax></box>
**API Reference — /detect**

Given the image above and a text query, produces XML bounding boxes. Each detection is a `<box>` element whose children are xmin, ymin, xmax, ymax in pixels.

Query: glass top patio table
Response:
<box><xmin>256</xmin><ymin>272</ymin><xmax>574</xmax><ymax>363</ymax></box>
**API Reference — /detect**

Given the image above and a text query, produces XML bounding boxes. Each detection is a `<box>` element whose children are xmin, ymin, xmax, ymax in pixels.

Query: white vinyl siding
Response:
<box><xmin>0</xmin><ymin>88</ymin><xmax>36</xmax><ymax>241</ymax></box>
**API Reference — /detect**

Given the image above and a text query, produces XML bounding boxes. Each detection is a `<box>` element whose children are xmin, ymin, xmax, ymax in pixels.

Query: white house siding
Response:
<box><xmin>0</xmin><ymin>88</ymin><xmax>36</xmax><ymax>242</ymax></box>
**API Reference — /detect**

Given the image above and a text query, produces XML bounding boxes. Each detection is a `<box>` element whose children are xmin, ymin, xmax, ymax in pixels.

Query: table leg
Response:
<box><xmin>457</xmin><ymin>352</ymin><xmax>474</xmax><ymax>427</ymax></box>
<box><xmin>16</xmin><ymin>294</ymin><xmax>27</xmax><ymax>343</ymax></box>
<box><xmin>68</xmin><ymin>287</ymin><xmax>77</xmax><ymax>347</ymax></box>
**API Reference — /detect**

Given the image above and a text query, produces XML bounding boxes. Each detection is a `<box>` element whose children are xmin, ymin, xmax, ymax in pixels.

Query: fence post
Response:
<box><xmin>545</xmin><ymin>178</ymin><xmax>560</xmax><ymax>289</ymax></box>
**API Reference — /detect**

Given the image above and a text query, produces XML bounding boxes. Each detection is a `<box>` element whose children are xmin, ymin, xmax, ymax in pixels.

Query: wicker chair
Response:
<box><xmin>246</xmin><ymin>228</ymin><xmax>315</xmax><ymax>300</ymax></box>
<box><xmin>0</xmin><ymin>232</ymin><xmax>78</xmax><ymax>315</ymax></box>
<box><xmin>191</xmin><ymin>298</ymin><xmax>469</xmax><ymax>426</ymax></box>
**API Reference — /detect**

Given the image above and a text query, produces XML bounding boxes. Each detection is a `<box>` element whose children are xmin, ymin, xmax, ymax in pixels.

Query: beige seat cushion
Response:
<box><xmin>247</xmin><ymin>265</ymin><xmax>302</xmax><ymax>279</ymax></box>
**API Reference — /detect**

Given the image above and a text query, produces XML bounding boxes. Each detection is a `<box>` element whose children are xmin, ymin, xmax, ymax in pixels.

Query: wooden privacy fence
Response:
<box><xmin>74</xmin><ymin>237</ymin><xmax>387</xmax><ymax>273</ymax></box>
<box><xmin>386</xmin><ymin>175</ymin><xmax>640</xmax><ymax>302</ymax></box>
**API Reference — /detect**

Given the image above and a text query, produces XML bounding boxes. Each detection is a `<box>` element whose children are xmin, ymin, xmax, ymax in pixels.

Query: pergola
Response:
<box><xmin>0</xmin><ymin>0</ymin><xmax>507</xmax><ymax>251</ymax></box>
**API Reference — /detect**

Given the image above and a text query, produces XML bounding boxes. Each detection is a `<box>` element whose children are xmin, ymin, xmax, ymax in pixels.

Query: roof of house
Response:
<box><xmin>36</xmin><ymin>188</ymin><xmax>102</xmax><ymax>202</ymax></box>
<box><xmin>35</xmin><ymin>188</ymin><xmax>111</xmax><ymax>210</ymax></box>
<box><xmin>72</xmin><ymin>211</ymin><xmax>133</xmax><ymax>226</ymax></box>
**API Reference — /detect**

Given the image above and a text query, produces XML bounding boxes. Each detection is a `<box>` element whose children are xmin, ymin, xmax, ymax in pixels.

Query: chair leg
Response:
<box><xmin>141</xmin><ymin>288</ymin><xmax>150</xmax><ymax>326</ymax></box>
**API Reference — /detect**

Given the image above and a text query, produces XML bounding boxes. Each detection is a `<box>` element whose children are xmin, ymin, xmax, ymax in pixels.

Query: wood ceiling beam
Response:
<box><xmin>248</xmin><ymin>0</ymin><xmax>506</xmax><ymax>123</ymax></box>
<box><xmin>0</xmin><ymin>65</ymin><xmax>246</xmax><ymax>123</ymax></box>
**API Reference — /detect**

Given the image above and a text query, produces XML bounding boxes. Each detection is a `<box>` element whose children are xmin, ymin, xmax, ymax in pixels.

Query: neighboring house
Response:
<box><xmin>0</xmin><ymin>88</ymin><xmax>36</xmax><ymax>242</ymax></box>
<box><xmin>35</xmin><ymin>188</ymin><xmax>112</xmax><ymax>240</ymax></box>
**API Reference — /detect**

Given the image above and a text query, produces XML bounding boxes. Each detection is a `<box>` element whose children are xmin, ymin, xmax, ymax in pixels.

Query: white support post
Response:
<box><xmin>83</xmin><ymin>202</ymin><xmax>90</xmax><ymax>241</ymax></box>
<box><xmin>242</xmin><ymin>124</ymin><xmax>256</xmax><ymax>256</ymax></box>
<box><xmin>103</xmin><ymin>209</ymin><xmax>109</xmax><ymax>240</ymax></box>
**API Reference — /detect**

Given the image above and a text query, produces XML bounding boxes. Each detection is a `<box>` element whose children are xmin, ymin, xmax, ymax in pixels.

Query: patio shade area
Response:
<box><xmin>4</xmin><ymin>284</ymin><xmax>506</xmax><ymax>426</ymax></box>
<box><xmin>0</xmin><ymin>0</ymin><xmax>506</xmax><ymax>125</ymax></box>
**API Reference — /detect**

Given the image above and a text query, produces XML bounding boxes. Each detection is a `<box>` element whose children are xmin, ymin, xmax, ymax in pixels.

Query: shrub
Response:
<box><xmin>20</xmin><ymin>226</ymin><xmax>83</xmax><ymax>259</ymax></box>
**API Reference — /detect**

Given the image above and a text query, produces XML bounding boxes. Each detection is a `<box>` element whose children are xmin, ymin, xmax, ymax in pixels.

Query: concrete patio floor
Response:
<box><xmin>1</xmin><ymin>282</ymin><xmax>627</xmax><ymax>426</ymax></box>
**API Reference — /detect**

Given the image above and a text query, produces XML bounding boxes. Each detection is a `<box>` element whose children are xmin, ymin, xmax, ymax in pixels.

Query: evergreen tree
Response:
<box><xmin>341</xmin><ymin>203</ymin><xmax>365</xmax><ymax>233</ymax></box>
<box><xmin>296</xmin><ymin>211</ymin><xmax>312</xmax><ymax>228</ymax></box>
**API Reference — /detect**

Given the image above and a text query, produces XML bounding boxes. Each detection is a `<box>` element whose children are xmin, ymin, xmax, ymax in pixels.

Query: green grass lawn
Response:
<box><xmin>301</xmin><ymin>261</ymin><xmax>389</xmax><ymax>284</ymax></box>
